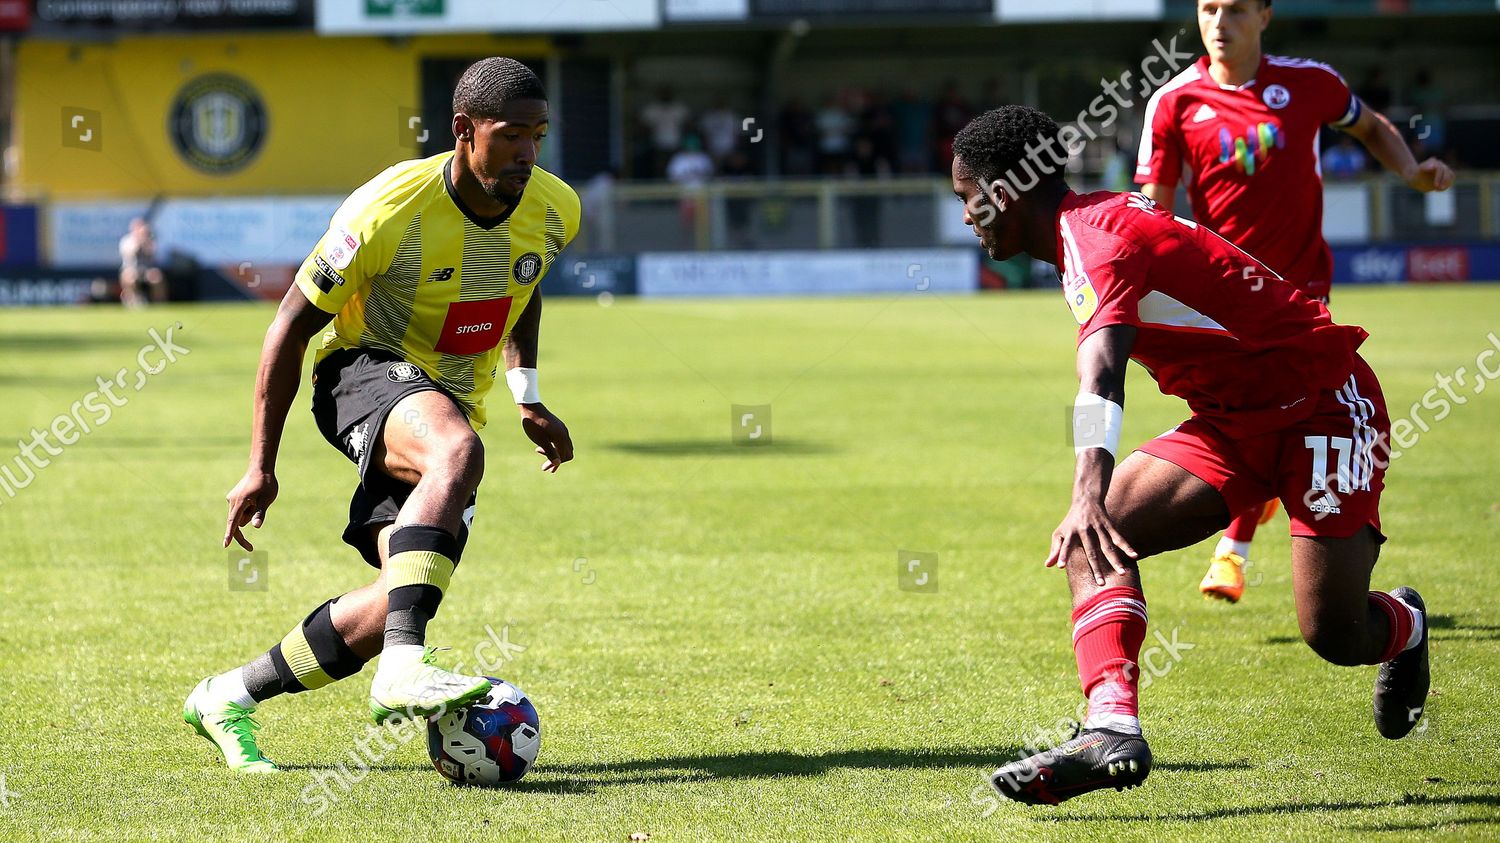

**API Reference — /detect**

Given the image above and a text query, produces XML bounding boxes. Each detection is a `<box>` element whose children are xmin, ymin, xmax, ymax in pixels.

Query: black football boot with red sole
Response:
<box><xmin>1374</xmin><ymin>586</ymin><xmax>1430</xmax><ymax>739</ymax></box>
<box><xmin>990</xmin><ymin>725</ymin><xmax>1152</xmax><ymax>806</ymax></box>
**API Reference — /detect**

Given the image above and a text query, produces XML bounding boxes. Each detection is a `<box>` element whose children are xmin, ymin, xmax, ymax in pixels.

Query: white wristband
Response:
<box><xmin>1072</xmin><ymin>392</ymin><xmax>1123</xmax><ymax>457</ymax></box>
<box><xmin>506</xmin><ymin>367</ymin><xmax>540</xmax><ymax>405</ymax></box>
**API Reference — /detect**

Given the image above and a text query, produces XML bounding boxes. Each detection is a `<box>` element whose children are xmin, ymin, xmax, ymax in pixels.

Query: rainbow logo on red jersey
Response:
<box><xmin>1218</xmin><ymin>122</ymin><xmax>1284</xmax><ymax>175</ymax></box>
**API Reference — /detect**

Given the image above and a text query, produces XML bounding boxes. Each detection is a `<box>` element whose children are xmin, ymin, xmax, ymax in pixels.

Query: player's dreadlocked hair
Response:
<box><xmin>951</xmin><ymin>105</ymin><xmax>1067</xmax><ymax>191</ymax></box>
<box><xmin>452</xmin><ymin>57</ymin><xmax>547</xmax><ymax>118</ymax></box>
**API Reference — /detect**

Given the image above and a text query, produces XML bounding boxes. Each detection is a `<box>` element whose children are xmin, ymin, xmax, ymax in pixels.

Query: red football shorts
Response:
<box><xmin>1137</xmin><ymin>355</ymin><xmax>1389</xmax><ymax>540</ymax></box>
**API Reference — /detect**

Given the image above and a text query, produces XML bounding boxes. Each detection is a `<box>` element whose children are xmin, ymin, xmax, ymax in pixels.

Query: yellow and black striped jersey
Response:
<box><xmin>295</xmin><ymin>152</ymin><xmax>580</xmax><ymax>429</ymax></box>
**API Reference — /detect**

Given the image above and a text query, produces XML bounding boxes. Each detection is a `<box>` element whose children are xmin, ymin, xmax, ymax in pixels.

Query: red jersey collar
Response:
<box><xmin>1198</xmin><ymin>54</ymin><xmax>1267</xmax><ymax>92</ymax></box>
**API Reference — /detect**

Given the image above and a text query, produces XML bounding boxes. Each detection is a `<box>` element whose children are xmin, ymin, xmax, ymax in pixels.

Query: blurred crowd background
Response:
<box><xmin>0</xmin><ymin>0</ymin><xmax>1496</xmax><ymax>303</ymax></box>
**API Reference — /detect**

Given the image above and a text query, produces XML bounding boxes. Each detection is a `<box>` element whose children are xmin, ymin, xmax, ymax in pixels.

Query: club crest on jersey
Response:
<box><xmin>1262</xmin><ymin>84</ymin><xmax>1291</xmax><ymax>109</ymax></box>
<box><xmin>386</xmin><ymin>362</ymin><xmax>423</xmax><ymax>383</ymax></box>
<box><xmin>513</xmin><ymin>252</ymin><xmax>543</xmax><ymax>286</ymax></box>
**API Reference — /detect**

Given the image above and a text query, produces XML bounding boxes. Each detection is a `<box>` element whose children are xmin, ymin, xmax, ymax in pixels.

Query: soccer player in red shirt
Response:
<box><xmin>1137</xmin><ymin>0</ymin><xmax>1453</xmax><ymax>603</ymax></box>
<box><xmin>951</xmin><ymin>106</ymin><xmax>1431</xmax><ymax>805</ymax></box>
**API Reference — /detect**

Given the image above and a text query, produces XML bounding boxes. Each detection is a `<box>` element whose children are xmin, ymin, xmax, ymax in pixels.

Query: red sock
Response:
<box><xmin>1224</xmin><ymin>505</ymin><xmax>1261</xmax><ymax>543</ymax></box>
<box><xmin>1072</xmin><ymin>586</ymin><xmax>1148</xmax><ymax>727</ymax></box>
<box><xmin>1368</xmin><ymin>591</ymin><xmax>1416</xmax><ymax>663</ymax></box>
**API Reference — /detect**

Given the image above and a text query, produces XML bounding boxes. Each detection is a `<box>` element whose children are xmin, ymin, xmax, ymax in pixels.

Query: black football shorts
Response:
<box><xmin>310</xmin><ymin>347</ymin><xmax>475</xmax><ymax>568</ymax></box>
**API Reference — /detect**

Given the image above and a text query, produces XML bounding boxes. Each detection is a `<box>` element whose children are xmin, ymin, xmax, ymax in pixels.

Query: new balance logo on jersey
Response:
<box><xmin>427</xmin><ymin>267</ymin><xmax>455</xmax><ymax>283</ymax></box>
<box><xmin>1192</xmin><ymin>104</ymin><xmax>1217</xmax><ymax>123</ymax></box>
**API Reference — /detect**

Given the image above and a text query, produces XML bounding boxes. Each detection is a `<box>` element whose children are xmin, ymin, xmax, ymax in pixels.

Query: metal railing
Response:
<box><xmin>575</xmin><ymin>173</ymin><xmax>1500</xmax><ymax>253</ymax></box>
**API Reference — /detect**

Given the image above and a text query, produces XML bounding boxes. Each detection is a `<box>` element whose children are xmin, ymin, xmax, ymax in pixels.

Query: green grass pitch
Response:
<box><xmin>1</xmin><ymin>285</ymin><xmax>1497</xmax><ymax>841</ymax></box>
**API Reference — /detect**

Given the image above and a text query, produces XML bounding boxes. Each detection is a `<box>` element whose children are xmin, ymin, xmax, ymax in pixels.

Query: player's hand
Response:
<box><xmin>1045</xmin><ymin>498</ymin><xmax>1138</xmax><ymax>586</ymax></box>
<box><xmin>224</xmin><ymin>469</ymin><xmax>278</xmax><ymax>551</ymax></box>
<box><xmin>1405</xmin><ymin>157</ymin><xmax>1455</xmax><ymax>192</ymax></box>
<box><xmin>519</xmin><ymin>404</ymin><xmax>573</xmax><ymax>473</ymax></box>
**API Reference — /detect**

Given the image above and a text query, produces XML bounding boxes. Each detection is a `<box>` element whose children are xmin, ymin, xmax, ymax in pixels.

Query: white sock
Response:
<box><xmin>1215</xmin><ymin>536</ymin><xmax>1251</xmax><ymax>560</ymax></box>
<box><xmin>374</xmin><ymin>644</ymin><xmax>426</xmax><ymax>681</ymax></box>
<box><xmin>1396</xmin><ymin>597</ymin><xmax>1424</xmax><ymax>651</ymax></box>
<box><xmin>208</xmin><ymin>669</ymin><xmax>257</xmax><ymax>710</ymax></box>
<box><xmin>1083</xmin><ymin>712</ymin><xmax>1142</xmax><ymax>736</ymax></box>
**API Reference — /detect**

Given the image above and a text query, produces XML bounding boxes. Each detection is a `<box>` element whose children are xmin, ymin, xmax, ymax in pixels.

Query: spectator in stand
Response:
<box><xmin>931</xmin><ymin>80</ymin><xmax>972</xmax><ymax>172</ymax></box>
<box><xmin>1409</xmin><ymin>68</ymin><xmax>1446</xmax><ymax>158</ymax></box>
<box><xmin>815</xmin><ymin>93</ymin><xmax>854</xmax><ymax>175</ymax></box>
<box><xmin>640</xmin><ymin>86</ymin><xmax>692</xmax><ymax>178</ymax></box>
<box><xmin>1103</xmin><ymin>136</ymin><xmax>1135</xmax><ymax>192</ymax></box>
<box><xmin>780</xmin><ymin>97</ymin><xmax>818</xmax><ymax>176</ymax></box>
<box><xmin>980</xmin><ymin>77</ymin><xmax>1007</xmax><ymax>111</ymax></box>
<box><xmin>119</xmin><ymin>217</ymin><xmax>165</xmax><ymax>307</ymax></box>
<box><xmin>859</xmin><ymin>90</ymin><xmax>900</xmax><ymax>175</ymax></box>
<box><xmin>719</xmin><ymin>147</ymin><xmax>757</xmax><ymax>248</ymax></box>
<box><xmin>1358</xmin><ymin>66</ymin><xmax>1392</xmax><ymax>115</ymax></box>
<box><xmin>892</xmin><ymin>88</ymin><xmax>933</xmax><ymax>174</ymax></box>
<box><xmin>579</xmin><ymin>167</ymin><xmax>618</xmax><ymax>251</ymax></box>
<box><xmin>700</xmin><ymin>97</ymin><xmax>740</xmax><ymax>166</ymax></box>
<box><xmin>847</xmin><ymin>131</ymin><xmax>891</xmax><ymax>248</ymax></box>
<box><xmin>667</xmin><ymin>134</ymin><xmax>716</xmax><ymax>237</ymax></box>
<box><xmin>1324</xmin><ymin>135</ymin><xmax>1369</xmax><ymax>179</ymax></box>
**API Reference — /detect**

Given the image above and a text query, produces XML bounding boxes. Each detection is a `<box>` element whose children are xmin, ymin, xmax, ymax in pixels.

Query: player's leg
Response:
<box><xmin>1290</xmin><ymin>529</ymin><xmax>1428</xmax><ymax>738</ymax></box>
<box><xmin>1200</xmin><ymin>504</ymin><xmax>1263</xmax><ymax>603</ymax></box>
<box><xmin>183</xmin><ymin>521</ymin><xmax>398</xmax><ymax>772</ymax></box>
<box><xmin>183</xmin><ymin>559</ymin><xmax>388</xmax><ymax>772</ymax></box>
<box><xmin>1280</xmin><ymin>359</ymin><xmax>1427</xmax><ymax>738</ymax></box>
<box><xmin>993</xmin><ymin>448</ymin><xmax>1234</xmax><ymax>805</ymax></box>
<box><xmin>145</xmin><ymin>266</ymin><xmax>168</xmax><ymax>303</ymax></box>
<box><xmin>119</xmin><ymin>269</ymin><xmax>142</xmax><ymax>308</ymax></box>
<box><xmin>365</xmin><ymin>389</ymin><xmax>492</xmax><ymax>723</ymax></box>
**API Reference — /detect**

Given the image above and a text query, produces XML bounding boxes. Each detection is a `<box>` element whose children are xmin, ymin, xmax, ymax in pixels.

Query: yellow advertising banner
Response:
<box><xmin>13</xmin><ymin>33</ymin><xmax>551</xmax><ymax>200</ymax></box>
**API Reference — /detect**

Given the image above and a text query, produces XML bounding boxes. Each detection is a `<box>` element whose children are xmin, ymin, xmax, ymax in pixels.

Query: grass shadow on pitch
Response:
<box><xmin>1343</xmin><ymin>814</ymin><xmax>1500</xmax><ymax>833</ymax></box>
<box><xmin>0</xmin><ymin>332</ymin><xmax>155</xmax><ymax>351</ymax></box>
<box><xmin>278</xmin><ymin>762</ymin><xmax>432</xmax><ymax>774</ymax></box>
<box><xmin>544</xmin><ymin>747</ymin><xmax>1250</xmax><ymax>788</ymax></box>
<box><xmin>601</xmin><ymin>439</ymin><xmax>839</xmax><ymax>458</ymax></box>
<box><xmin>1265</xmin><ymin>614</ymin><xmax>1500</xmax><ymax>646</ymax></box>
<box><xmin>281</xmin><ymin>750</ymin><xmax>1253</xmax><ymax>796</ymax></box>
<box><xmin>1038</xmin><ymin>792</ymin><xmax>1500</xmax><ymax>824</ymax></box>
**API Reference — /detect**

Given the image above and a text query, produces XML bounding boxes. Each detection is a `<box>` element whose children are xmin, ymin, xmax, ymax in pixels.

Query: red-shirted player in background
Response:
<box><xmin>951</xmin><ymin>106</ymin><xmax>1431</xmax><ymax>805</ymax></box>
<box><xmin>1137</xmin><ymin>0</ymin><xmax>1453</xmax><ymax>603</ymax></box>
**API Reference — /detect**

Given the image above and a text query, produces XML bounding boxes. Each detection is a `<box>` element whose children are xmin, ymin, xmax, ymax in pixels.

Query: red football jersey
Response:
<box><xmin>1057</xmin><ymin>190</ymin><xmax>1368</xmax><ymax>438</ymax></box>
<box><xmin>1135</xmin><ymin>55</ymin><xmax>1361</xmax><ymax>300</ymax></box>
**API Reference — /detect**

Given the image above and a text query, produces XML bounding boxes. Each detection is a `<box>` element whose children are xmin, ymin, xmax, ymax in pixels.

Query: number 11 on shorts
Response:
<box><xmin>1305</xmin><ymin>435</ymin><xmax>1354</xmax><ymax>493</ymax></box>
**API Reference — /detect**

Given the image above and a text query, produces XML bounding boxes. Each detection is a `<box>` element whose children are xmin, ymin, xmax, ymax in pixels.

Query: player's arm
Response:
<box><xmin>1139</xmin><ymin>183</ymin><xmax>1175</xmax><ymax>213</ymax></box>
<box><xmin>1342</xmin><ymin>102</ymin><xmax>1454</xmax><ymax>193</ymax></box>
<box><xmin>504</xmin><ymin>290</ymin><xmax>574</xmax><ymax>473</ymax></box>
<box><xmin>1135</xmin><ymin>87</ymin><xmax>1182</xmax><ymax>213</ymax></box>
<box><xmin>223</xmin><ymin>284</ymin><xmax>333</xmax><ymax>550</ymax></box>
<box><xmin>1045</xmin><ymin>324</ymin><xmax>1140</xmax><ymax>585</ymax></box>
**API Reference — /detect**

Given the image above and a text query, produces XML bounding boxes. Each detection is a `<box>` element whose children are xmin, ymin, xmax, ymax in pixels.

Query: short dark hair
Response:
<box><xmin>952</xmin><ymin>105</ymin><xmax>1066</xmax><ymax>189</ymax></box>
<box><xmin>452</xmin><ymin>57</ymin><xmax>546</xmax><ymax>118</ymax></box>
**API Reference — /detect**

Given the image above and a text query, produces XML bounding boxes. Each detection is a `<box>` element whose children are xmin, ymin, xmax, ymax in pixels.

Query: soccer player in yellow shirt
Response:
<box><xmin>182</xmin><ymin>58</ymin><xmax>580</xmax><ymax>771</ymax></box>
